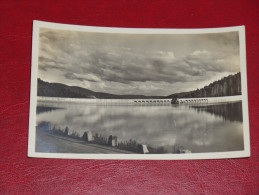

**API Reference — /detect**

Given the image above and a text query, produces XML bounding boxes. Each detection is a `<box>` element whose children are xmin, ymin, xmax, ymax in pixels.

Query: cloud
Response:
<box><xmin>191</xmin><ymin>50</ymin><xmax>209</xmax><ymax>56</ymax></box>
<box><xmin>153</xmin><ymin>51</ymin><xmax>175</xmax><ymax>62</ymax></box>
<box><xmin>38</xmin><ymin>28</ymin><xmax>241</xmax><ymax>95</ymax></box>
<box><xmin>64</xmin><ymin>73</ymin><xmax>98</xmax><ymax>83</ymax></box>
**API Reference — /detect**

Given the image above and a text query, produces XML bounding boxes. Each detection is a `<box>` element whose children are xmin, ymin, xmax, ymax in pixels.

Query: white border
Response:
<box><xmin>28</xmin><ymin>20</ymin><xmax>250</xmax><ymax>160</ymax></box>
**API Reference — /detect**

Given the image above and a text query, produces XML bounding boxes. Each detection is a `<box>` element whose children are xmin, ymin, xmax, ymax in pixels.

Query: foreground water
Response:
<box><xmin>36</xmin><ymin>99</ymin><xmax>244</xmax><ymax>153</ymax></box>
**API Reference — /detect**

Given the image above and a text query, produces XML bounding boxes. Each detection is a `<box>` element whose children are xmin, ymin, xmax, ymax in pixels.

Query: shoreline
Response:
<box><xmin>36</xmin><ymin>129</ymin><xmax>136</xmax><ymax>154</ymax></box>
<box><xmin>36</xmin><ymin>121</ymin><xmax>191</xmax><ymax>154</ymax></box>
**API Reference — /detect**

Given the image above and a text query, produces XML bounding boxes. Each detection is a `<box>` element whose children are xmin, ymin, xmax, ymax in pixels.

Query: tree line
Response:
<box><xmin>167</xmin><ymin>72</ymin><xmax>241</xmax><ymax>99</ymax></box>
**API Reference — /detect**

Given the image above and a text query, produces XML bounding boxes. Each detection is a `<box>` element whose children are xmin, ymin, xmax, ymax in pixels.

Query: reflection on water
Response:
<box><xmin>36</xmin><ymin>100</ymin><xmax>244</xmax><ymax>153</ymax></box>
<box><xmin>191</xmin><ymin>102</ymin><xmax>243</xmax><ymax>122</ymax></box>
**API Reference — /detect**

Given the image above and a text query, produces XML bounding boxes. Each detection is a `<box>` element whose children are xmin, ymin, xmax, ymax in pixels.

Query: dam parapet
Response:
<box><xmin>37</xmin><ymin>96</ymin><xmax>172</xmax><ymax>105</ymax></box>
<box><xmin>173</xmin><ymin>95</ymin><xmax>242</xmax><ymax>104</ymax></box>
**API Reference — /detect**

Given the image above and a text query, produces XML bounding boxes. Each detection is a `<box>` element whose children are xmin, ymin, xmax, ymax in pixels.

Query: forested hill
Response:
<box><xmin>37</xmin><ymin>79</ymin><xmax>163</xmax><ymax>99</ymax></box>
<box><xmin>37</xmin><ymin>72</ymin><xmax>241</xmax><ymax>99</ymax></box>
<box><xmin>167</xmin><ymin>72</ymin><xmax>241</xmax><ymax>99</ymax></box>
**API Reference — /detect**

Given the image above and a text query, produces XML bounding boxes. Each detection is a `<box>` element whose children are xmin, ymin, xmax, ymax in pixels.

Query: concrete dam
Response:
<box><xmin>174</xmin><ymin>95</ymin><xmax>242</xmax><ymax>104</ymax></box>
<box><xmin>37</xmin><ymin>96</ymin><xmax>172</xmax><ymax>105</ymax></box>
<box><xmin>37</xmin><ymin>95</ymin><xmax>242</xmax><ymax>106</ymax></box>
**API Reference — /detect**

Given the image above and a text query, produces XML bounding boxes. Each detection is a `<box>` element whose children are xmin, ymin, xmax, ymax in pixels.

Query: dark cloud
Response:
<box><xmin>38</xmin><ymin>28</ymin><xmax>241</xmax><ymax>95</ymax></box>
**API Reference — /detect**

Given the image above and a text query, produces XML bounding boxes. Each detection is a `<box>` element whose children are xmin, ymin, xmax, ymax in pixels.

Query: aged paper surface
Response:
<box><xmin>28</xmin><ymin>21</ymin><xmax>250</xmax><ymax>159</ymax></box>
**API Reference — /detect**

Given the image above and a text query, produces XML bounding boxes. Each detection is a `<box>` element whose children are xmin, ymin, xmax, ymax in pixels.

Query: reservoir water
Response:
<box><xmin>36</xmin><ymin>99</ymin><xmax>244</xmax><ymax>153</ymax></box>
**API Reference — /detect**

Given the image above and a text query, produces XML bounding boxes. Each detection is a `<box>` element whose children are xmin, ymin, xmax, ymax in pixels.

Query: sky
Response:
<box><xmin>38</xmin><ymin>28</ymin><xmax>240</xmax><ymax>96</ymax></box>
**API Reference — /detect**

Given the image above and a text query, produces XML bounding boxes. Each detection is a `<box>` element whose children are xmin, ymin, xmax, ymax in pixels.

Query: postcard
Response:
<box><xmin>28</xmin><ymin>21</ymin><xmax>250</xmax><ymax>159</ymax></box>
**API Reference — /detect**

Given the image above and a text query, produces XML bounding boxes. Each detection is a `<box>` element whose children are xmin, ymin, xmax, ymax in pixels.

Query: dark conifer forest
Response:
<box><xmin>167</xmin><ymin>72</ymin><xmax>241</xmax><ymax>99</ymax></box>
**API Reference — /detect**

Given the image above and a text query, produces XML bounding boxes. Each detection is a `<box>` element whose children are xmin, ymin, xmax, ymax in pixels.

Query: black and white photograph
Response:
<box><xmin>28</xmin><ymin>21</ymin><xmax>250</xmax><ymax>159</ymax></box>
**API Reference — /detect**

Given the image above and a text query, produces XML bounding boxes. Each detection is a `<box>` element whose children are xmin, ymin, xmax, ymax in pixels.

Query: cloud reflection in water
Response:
<box><xmin>37</xmin><ymin>101</ymin><xmax>244</xmax><ymax>153</ymax></box>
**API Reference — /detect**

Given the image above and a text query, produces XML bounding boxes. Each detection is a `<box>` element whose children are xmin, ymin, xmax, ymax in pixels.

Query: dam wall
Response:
<box><xmin>177</xmin><ymin>95</ymin><xmax>242</xmax><ymax>104</ymax></box>
<box><xmin>37</xmin><ymin>96</ymin><xmax>172</xmax><ymax>105</ymax></box>
<box><xmin>37</xmin><ymin>95</ymin><xmax>242</xmax><ymax>106</ymax></box>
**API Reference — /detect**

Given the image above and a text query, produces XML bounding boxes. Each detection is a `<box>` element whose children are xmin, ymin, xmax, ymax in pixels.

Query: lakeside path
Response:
<box><xmin>36</xmin><ymin>130</ymin><xmax>135</xmax><ymax>154</ymax></box>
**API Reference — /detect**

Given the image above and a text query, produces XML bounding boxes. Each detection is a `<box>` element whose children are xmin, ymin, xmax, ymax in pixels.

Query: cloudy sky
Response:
<box><xmin>38</xmin><ymin>28</ymin><xmax>240</xmax><ymax>96</ymax></box>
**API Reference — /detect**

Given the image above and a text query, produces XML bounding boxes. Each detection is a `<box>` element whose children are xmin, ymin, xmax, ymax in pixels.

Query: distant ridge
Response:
<box><xmin>37</xmin><ymin>72</ymin><xmax>241</xmax><ymax>99</ymax></box>
<box><xmin>37</xmin><ymin>79</ymin><xmax>164</xmax><ymax>99</ymax></box>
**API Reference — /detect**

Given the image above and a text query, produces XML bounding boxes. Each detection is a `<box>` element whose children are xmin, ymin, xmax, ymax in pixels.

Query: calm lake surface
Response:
<box><xmin>36</xmin><ymin>99</ymin><xmax>244</xmax><ymax>153</ymax></box>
